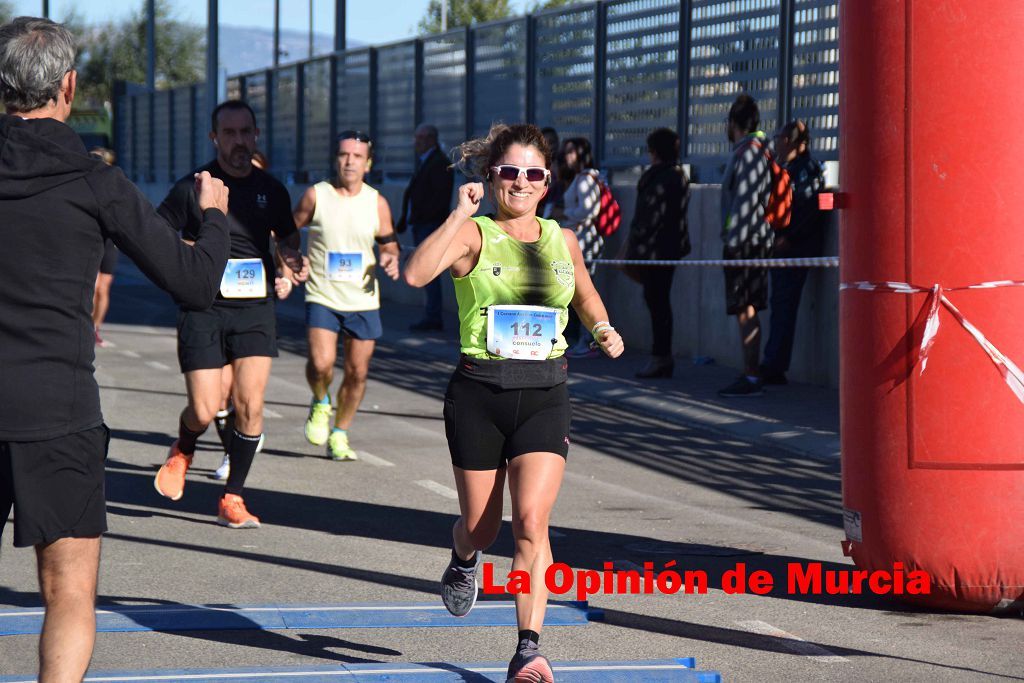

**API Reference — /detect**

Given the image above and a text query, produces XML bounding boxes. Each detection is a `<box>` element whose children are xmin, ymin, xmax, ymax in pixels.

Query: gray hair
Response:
<box><xmin>0</xmin><ymin>17</ymin><xmax>76</xmax><ymax>113</ymax></box>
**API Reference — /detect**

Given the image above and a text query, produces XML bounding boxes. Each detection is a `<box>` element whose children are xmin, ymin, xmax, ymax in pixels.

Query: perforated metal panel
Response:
<box><xmin>473</xmin><ymin>19</ymin><xmax>527</xmax><ymax>137</ymax></box>
<box><xmin>173</xmin><ymin>86</ymin><xmax>194</xmax><ymax>178</ymax></box>
<box><xmin>115</xmin><ymin>93</ymin><xmax>133</xmax><ymax>177</ymax></box>
<box><xmin>135</xmin><ymin>94</ymin><xmax>151</xmax><ymax>182</ymax></box>
<box><xmin>792</xmin><ymin>0</ymin><xmax>838</xmax><ymax>159</ymax></box>
<box><xmin>376</xmin><ymin>42</ymin><xmax>417</xmax><ymax>176</ymax></box>
<box><xmin>423</xmin><ymin>31</ymin><xmax>467</xmax><ymax>155</ymax></box>
<box><xmin>336</xmin><ymin>50</ymin><xmax>371</xmax><ymax>136</ymax></box>
<box><xmin>604</xmin><ymin>0</ymin><xmax>681</xmax><ymax>166</ymax></box>
<box><xmin>272</xmin><ymin>67</ymin><xmax>299</xmax><ymax>181</ymax></box>
<box><xmin>245</xmin><ymin>73</ymin><xmax>268</xmax><ymax>131</ymax></box>
<box><xmin>152</xmin><ymin>90</ymin><xmax>171</xmax><ymax>182</ymax></box>
<box><xmin>226</xmin><ymin>77</ymin><xmax>242</xmax><ymax>101</ymax></box>
<box><xmin>193</xmin><ymin>86</ymin><xmax>211</xmax><ymax>166</ymax></box>
<box><xmin>688</xmin><ymin>0</ymin><xmax>780</xmax><ymax>159</ymax></box>
<box><xmin>534</xmin><ymin>6</ymin><xmax>595</xmax><ymax>143</ymax></box>
<box><xmin>302</xmin><ymin>58</ymin><xmax>332</xmax><ymax>179</ymax></box>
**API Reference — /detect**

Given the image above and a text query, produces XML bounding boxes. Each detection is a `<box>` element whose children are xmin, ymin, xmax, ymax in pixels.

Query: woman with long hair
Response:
<box><xmin>404</xmin><ymin>123</ymin><xmax>624</xmax><ymax>682</ymax></box>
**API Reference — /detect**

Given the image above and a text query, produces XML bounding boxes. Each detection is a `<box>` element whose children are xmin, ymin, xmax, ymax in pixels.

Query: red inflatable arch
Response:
<box><xmin>840</xmin><ymin>0</ymin><xmax>1024</xmax><ymax>612</ymax></box>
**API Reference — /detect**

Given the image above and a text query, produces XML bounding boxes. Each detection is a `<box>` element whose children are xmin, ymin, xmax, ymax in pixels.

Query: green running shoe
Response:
<box><xmin>305</xmin><ymin>401</ymin><xmax>332</xmax><ymax>445</ymax></box>
<box><xmin>327</xmin><ymin>430</ymin><xmax>359</xmax><ymax>461</ymax></box>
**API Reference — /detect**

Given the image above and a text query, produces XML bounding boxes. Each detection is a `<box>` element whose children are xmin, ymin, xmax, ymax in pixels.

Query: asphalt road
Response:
<box><xmin>1</xmin><ymin>267</ymin><xmax>1021</xmax><ymax>682</ymax></box>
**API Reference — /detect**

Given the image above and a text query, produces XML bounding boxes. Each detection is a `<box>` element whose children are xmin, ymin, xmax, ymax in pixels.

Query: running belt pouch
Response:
<box><xmin>457</xmin><ymin>355</ymin><xmax>568</xmax><ymax>389</ymax></box>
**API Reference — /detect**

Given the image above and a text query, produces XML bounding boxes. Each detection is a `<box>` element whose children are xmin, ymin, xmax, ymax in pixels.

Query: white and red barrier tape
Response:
<box><xmin>587</xmin><ymin>256</ymin><xmax>839</xmax><ymax>268</ymax></box>
<box><xmin>841</xmin><ymin>280</ymin><xmax>1024</xmax><ymax>404</ymax></box>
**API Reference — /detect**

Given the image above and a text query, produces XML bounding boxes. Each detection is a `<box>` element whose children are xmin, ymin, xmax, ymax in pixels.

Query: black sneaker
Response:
<box><xmin>718</xmin><ymin>376</ymin><xmax>764</xmax><ymax>397</ymax></box>
<box><xmin>440</xmin><ymin>551</ymin><xmax>480</xmax><ymax>617</ymax></box>
<box><xmin>506</xmin><ymin>639</ymin><xmax>554</xmax><ymax>683</ymax></box>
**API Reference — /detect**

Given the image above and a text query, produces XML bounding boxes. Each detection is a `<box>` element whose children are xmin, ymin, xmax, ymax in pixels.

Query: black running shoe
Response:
<box><xmin>440</xmin><ymin>551</ymin><xmax>480</xmax><ymax>617</ymax></box>
<box><xmin>718</xmin><ymin>375</ymin><xmax>765</xmax><ymax>397</ymax></box>
<box><xmin>506</xmin><ymin>639</ymin><xmax>554</xmax><ymax>683</ymax></box>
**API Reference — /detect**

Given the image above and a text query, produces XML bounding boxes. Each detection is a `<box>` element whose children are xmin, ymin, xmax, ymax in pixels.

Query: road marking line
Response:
<box><xmin>121</xmin><ymin>350</ymin><xmax>140</xmax><ymax>358</ymax></box>
<box><xmin>145</xmin><ymin>361</ymin><xmax>170</xmax><ymax>371</ymax></box>
<box><xmin>415</xmin><ymin>479</ymin><xmax>459</xmax><ymax>499</ymax></box>
<box><xmin>263</xmin><ymin>408</ymin><xmax>282</xmax><ymax>419</ymax></box>
<box><xmin>736</xmin><ymin>620</ymin><xmax>849</xmax><ymax>662</ymax></box>
<box><xmin>357</xmin><ymin>452</ymin><xmax>394</xmax><ymax>467</ymax></box>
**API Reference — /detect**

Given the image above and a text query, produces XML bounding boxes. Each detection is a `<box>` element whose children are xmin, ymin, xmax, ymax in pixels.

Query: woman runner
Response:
<box><xmin>404</xmin><ymin>123</ymin><xmax>624</xmax><ymax>682</ymax></box>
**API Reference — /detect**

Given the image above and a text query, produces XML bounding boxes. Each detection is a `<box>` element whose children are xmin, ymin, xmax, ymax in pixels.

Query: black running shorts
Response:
<box><xmin>443</xmin><ymin>370</ymin><xmax>571</xmax><ymax>471</ymax></box>
<box><xmin>0</xmin><ymin>425</ymin><xmax>110</xmax><ymax>548</ymax></box>
<box><xmin>177</xmin><ymin>300</ymin><xmax>278</xmax><ymax>372</ymax></box>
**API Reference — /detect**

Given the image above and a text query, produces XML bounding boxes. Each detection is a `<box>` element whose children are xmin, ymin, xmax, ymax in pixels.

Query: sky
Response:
<box><xmin>8</xmin><ymin>0</ymin><xmax>537</xmax><ymax>45</ymax></box>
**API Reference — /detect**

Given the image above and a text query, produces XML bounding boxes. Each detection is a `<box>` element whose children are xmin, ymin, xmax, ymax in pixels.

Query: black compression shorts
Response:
<box><xmin>0</xmin><ymin>425</ymin><xmax>110</xmax><ymax>547</ymax></box>
<box><xmin>443</xmin><ymin>370</ymin><xmax>571</xmax><ymax>471</ymax></box>
<box><xmin>177</xmin><ymin>300</ymin><xmax>278</xmax><ymax>372</ymax></box>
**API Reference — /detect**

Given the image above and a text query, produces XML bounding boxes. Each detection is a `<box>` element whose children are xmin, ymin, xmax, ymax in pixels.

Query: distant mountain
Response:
<box><xmin>219</xmin><ymin>24</ymin><xmax>366</xmax><ymax>77</ymax></box>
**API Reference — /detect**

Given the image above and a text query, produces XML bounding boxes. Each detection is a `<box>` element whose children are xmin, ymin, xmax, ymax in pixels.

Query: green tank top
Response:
<box><xmin>453</xmin><ymin>215</ymin><xmax>575</xmax><ymax>359</ymax></box>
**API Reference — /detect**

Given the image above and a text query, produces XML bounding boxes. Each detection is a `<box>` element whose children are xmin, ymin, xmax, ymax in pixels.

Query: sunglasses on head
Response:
<box><xmin>337</xmin><ymin>130</ymin><xmax>372</xmax><ymax>144</ymax></box>
<box><xmin>490</xmin><ymin>165</ymin><xmax>550</xmax><ymax>183</ymax></box>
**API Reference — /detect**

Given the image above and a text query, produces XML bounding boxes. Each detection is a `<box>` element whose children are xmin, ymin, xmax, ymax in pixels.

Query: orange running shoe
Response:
<box><xmin>217</xmin><ymin>493</ymin><xmax>260</xmax><ymax>529</ymax></box>
<box><xmin>154</xmin><ymin>440</ymin><xmax>192</xmax><ymax>501</ymax></box>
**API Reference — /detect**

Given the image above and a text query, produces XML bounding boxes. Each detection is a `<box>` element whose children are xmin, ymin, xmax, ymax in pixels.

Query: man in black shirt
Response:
<box><xmin>0</xmin><ymin>17</ymin><xmax>230</xmax><ymax>681</ymax></box>
<box><xmin>154</xmin><ymin>100</ymin><xmax>307</xmax><ymax>529</ymax></box>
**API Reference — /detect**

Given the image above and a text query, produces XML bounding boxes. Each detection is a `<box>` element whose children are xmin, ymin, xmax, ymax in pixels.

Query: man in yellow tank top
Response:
<box><xmin>292</xmin><ymin>131</ymin><xmax>400</xmax><ymax>460</ymax></box>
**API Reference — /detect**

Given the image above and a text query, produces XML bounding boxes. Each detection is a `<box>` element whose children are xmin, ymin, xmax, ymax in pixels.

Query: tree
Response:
<box><xmin>76</xmin><ymin>0</ymin><xmax>204</xmax><ymax>106</ymax></box>
<box><xmin>530</xmin><ymin>0</ymin><xmax>582</xmax><ymax>10</ymax></box>
<box><xmin>0</xmin><ymin>1</ymin><xmax>14</xmax><ymax>24</ymax></box>
<box><xmin>418</xmin><ymin>0</ymin><xmax>513</xmax><ymax>34</ymax></box>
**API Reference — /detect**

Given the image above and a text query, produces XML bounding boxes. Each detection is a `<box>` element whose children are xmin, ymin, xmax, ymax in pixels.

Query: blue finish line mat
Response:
<box><xmin>0</xmin><ymin>659</ymin><xmax>721</xmax><ymax>682</ymax></box>
<box><xmin>0</xmin><ymin>601</ymin><xmax>593</xmax><ymax>636</ymax></box>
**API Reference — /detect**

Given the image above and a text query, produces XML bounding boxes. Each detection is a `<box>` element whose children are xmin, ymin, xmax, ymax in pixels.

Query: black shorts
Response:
<box><xmin>99</xmin><ymin>238</ymin><xmax>119</xmax><ymax>275</ymax></box>
<box><xmin>177</xmin><ymin>300</ymin><xmax>278</xmax><ymax>372</ymax></box>
<box><xmin>443</xmin><ymin>371</ymin><xmax>571</xmax><ymax>471</ymax></box>
<box><xmin>1</xmin><ymin>425</ymin><xmax>109</xmax><ymax>548</ymax></box>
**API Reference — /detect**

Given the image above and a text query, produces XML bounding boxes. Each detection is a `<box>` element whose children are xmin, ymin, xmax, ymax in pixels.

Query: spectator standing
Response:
<box><xmin>626</xmin><ymin>128</ymin><xmax>691</xmax><ymax>379</ymax></box>
<box><xmin>718</xmin><ymin>94</ymin><xmax>773</xmax><ymax>396</ymax></box>
<box><xmin>558</xmin><ymin>137</ymin><xmax>603</xmax><ymax>357</ymax></box>
<box><xmin>760</xmin><ymin>120</ymin><xmax>826</xmax><ymax>384</ymax></box>
<box><xmin>397</xmin><ymin>123</ymin><xmax>454</xmax><ymax>331</ymax></box>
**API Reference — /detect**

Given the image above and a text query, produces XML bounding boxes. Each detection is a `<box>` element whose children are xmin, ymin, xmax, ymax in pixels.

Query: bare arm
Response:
<box><xmin>404</xmin><ymin>183</ymin><xmax>484</xmax><ymax>287</ymax></box>
<box><xmin>376</xmin><ymin>194</ymin><xmax>401</xmax><ymax>281</ymax></box>
<box><xmin>563</xmin><ymin>227</ymin><xmax>624</xmax><ymax>358</ymax></box>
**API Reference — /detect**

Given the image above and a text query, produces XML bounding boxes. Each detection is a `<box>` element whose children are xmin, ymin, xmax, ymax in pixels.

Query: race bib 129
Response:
<box><xmin>220</xmin><ymin>258</ymin><xmax>266</xmax><ymax>298</ymax></box>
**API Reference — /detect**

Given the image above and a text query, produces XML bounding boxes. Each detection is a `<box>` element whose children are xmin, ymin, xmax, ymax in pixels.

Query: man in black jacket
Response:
<box><xmin>397</xmin><ymin>123</ymin><xmax>453</xmax><ymax>331</ymax></box>
<box><xmin>0</xmin><ymin>17</ymin><xmax>230</xmax><ymax>681</ymax></box>
<box><xmin>626</xmin><ymin>128</ymin><xmax>691</xmax><ymax>378</ymax></box>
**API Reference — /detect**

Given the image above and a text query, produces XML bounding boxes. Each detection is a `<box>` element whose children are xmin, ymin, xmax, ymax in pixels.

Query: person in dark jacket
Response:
<box><xmin>760</xmin><ymin>119</ymin><xmax>826</xmax><ymax>384</ymax></box>
<box><xmin>397</xmin><ymin>123</ymin><xmax>454</xmax><ymax>331</ymax></box>
<box><xmin>626</xmin><ymin>127</ymin><xmax>691</xmax><ymax>378</ymax></box>
<box><xmin>0</xmin><ymin>17</ymin><xmax>230</xmax><ymax>681</ymax></box>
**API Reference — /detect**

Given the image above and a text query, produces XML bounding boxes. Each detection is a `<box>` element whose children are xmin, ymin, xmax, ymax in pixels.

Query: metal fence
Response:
<box><xmin>115</xmin><ymin>0</ymin><xmax>839</xmax><ymax>185</ymax></box>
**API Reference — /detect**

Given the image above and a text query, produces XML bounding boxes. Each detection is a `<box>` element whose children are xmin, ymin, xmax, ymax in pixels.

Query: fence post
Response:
<box><xmin>168</xmin><ymin>90</ymin><xmax>176</xmax><ymax>182</ymax></box>
<box><xmin>593</xmin><ymin>1</ymin><xmax>607</xmax><ymax>167</ymax></box>
<box><xmin>525</xmin><ymin>15</ymin><xmax>536</xmax><ymax>125</ymax></box>
<box><xmin>677</xmin><ymin>0</ymin><xmax>692</xmax><ymax>162</ymax></box>
<box><xmin>189</xmin><ymin>84</ymin><xmax>197</xmax><ymax>170</ymax></box>
<box><xmin>414</xmin><ymin>39</ymin><xmax>425</xmax><ymax>129</ymax></box>
<box><xmin>778</xmin><ymin>0</ymin><xmax>796</xmax><ymax>128</ymax></box>
<box><xmin>465</xmin><ymin>27</ymin><xmax>475</xmax><ymax>140</ymax></box>
<box><xmin>265</xmin><ymin>68</ymin><xmax>275</xmax><ymax>166</ymax></box>
<box><xmin>147</xmin><ymin>90</ymin><xmax>154</xmax><ymax>183</ymax></box>
<box><xmin>368</xmin><ymin>48</ymin><xmax>379</xmax><ymax>148</ymax></box>
<box><xmin>329</xmin><ymin>54</ymin><xmax>339</xmax><ymax>175</ymax></box>
<box><xmin>296</xmin><ymin>62</ymin><xmax>306</xmax><ymax>181</ymax></box>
